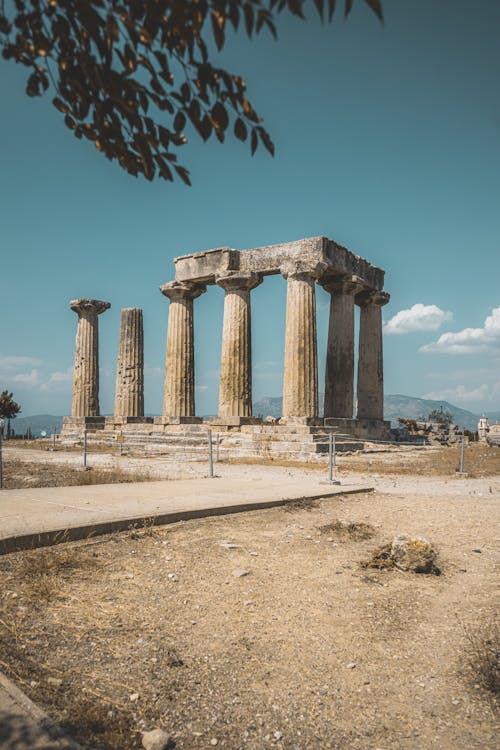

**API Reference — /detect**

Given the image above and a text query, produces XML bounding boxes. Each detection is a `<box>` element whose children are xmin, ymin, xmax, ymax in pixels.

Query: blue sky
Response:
<box><xmin>1</xmin><ymin>0</ymin><xmax>499</xmax><ymax>418</ymax></box>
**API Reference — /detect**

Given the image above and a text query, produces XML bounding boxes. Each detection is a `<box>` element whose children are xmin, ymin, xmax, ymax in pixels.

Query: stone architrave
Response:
<box><xmin>281</xmin><ymin>260</ymin><xmax>326</xmax><ymax>419</ymax></box>
<box><xmin>70</xmin><ymin>299</ymin><xmax>110</xmax><ymax>417</ymax></box>
<box><xmin>161</xmin><ymin>281</ymin><xmax>206</xmax><ymax>418</ymax></box>
<box><xmin>216</xmin><ymin>271</ymin><xmax>262</xmax><ymax>418</ymax></box>
<box><xmin>356</xmin><ymin>290</ymin><xmax>390</xmax><ymax>420</ymax></box>
<box><xmin>321</xmin><ymin>275</ymin><xmax>364</xmax><ymax>419</ymax></box>
<box><xmin>114</xmin><ymin>308</ymin><xmax>144</xmax><ymax>417</ymax></box>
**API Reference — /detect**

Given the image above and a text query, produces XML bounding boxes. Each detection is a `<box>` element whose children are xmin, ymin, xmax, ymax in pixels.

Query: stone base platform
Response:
<box><xmin>60</xmin><ymin>419</ymin><xmax>372</xmax><ymax>461</ymax></box>
<box><xmin>62</xmin><ymin>416</ymin><xmax>106</xmax><ymax>431</ymax></box>
<box><xmin>323</xmin><ymin>417</ymin><xmax>392</xmax><ymax>441</ymax></box>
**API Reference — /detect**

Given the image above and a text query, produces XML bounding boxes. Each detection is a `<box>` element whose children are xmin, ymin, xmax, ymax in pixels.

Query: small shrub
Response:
<box><xmin>463</xmin><ymin>617</ymin><xmax>500</xmax><ymax>696</ymax></box>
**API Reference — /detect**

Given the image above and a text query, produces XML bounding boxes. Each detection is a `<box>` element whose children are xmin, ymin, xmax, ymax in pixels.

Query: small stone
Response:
<box><xmin>129</xmin><ymin>692</ymin><xmax>140</xmax><ymax>702</ymax></box>
<box><xmin>219</xmin><ymin>542</ymin><xmax>240</xmax><ymax>549</ymax></box>
<box><xmin>346</xmin><ymin>662</ymin><xmax>356</xmax><ymax>669</ymax></box>
<box><xmin>29</xmin><ymin>681</ymin><xmax>38</xmax><ymax>688</ymax></box>
<box><xmin>232</xmin><ymin>568</ymin><xmax>250</xmax><ymax>578</ymax></box>
<box><xmin>210</xmin><ymin>739</ymin><xmax>218</xmax><ymax>746</ymax></box>
<box><xmin>274</xmin><ymin>731</ymin><xmax>283</xmax><ymax>740</ymax></box>
<box><xmin>167</xmin><ymin>573</ymin><xmax>178</xmax><ymax>582</ymax></box>
<box><xmin>452</xmin><ymin>699</ymin><xmax>460</xmax><ymax>705</ymax></box>
<box><xmin>47</xmin><ymin>677</ymin><xmax>63</xmax><ymax>687</ymax></box>
<box><xmin>141</xmin><ymin>728</ymin><xmax>172</xmax><ymax>750</ymax></box>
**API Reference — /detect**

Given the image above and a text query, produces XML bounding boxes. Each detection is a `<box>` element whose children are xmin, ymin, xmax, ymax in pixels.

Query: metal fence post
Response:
<box><xmin>83</xmin><ymin>430</ymin><xmax>88</xmax><ymax>469</ymax></box>
<box><xmin>216</xmin><ymin>432</ymin><xmax>220</xmax><ymax>463</ymax></box>
<box><xmin>0</xmin><ymin>418</ymin><xmax>4</xmax><ymax>489</ymax></box>
<box><xmin>208</xmin><ymin>430</ymin><xmax>214</xmax><ymax>478</ymax></box>
<box><xmin>328</xmin><ymin>433</ymin><xmax>333</xmax><ymax>482</ymax></box>
<box><xmin>460</xmin><ymin>430</ymin><xmax>465</xmax><ymax>473</ymax></box>
<box><xmin>53</xmin><ymin>427</ymin><xmax>57</xmax><ymax>451</ymax></box>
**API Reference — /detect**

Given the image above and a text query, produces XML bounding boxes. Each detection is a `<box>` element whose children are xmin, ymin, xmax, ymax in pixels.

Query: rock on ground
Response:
<box><xmin>390</xmin><ymin>534</ymin><xmax>438</xmax><ymax>573</ymax></box>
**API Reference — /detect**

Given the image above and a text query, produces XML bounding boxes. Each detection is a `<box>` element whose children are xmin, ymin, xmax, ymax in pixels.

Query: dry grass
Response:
<box><xmin>339</xmin><ymin>443</ymin><xmax>500</xmax><ymax>478</ymax></box>
<box><xmin>463</xmin><ymin>616</ymin><xmax>500</xmax><ymax>697</ymax></box>
<box><xmin>1</xmin><ymin>458</ymin><xmax>154</xmax><ymax>489</ymax></box>
<box><xmin>318</xmin><ymin>519</ymin><xmax>375</xmax><ymax>541</ymax></box>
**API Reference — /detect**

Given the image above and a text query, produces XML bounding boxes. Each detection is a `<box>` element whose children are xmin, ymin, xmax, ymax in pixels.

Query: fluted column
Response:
<box><xmin>356</xmin><ymin>290</ymin><xmax>390</xmax><ymax>420</ymax></box>
<box><xmin>321</xmin><ymin>275</ymin><xmax>363</xmax><ymax>419</ymax></box>
<box><xmin>114</xmin><ymin>308</ymin><xmax>144</xmax><ymax>417</ymax></box>
<box><xmin>161</xmin><ymin>281</ymin><xmax>206</xmax><ymax>418</ymax></box>
<box><xmin>70</xmin><ymin>299</ymin><xmax>110</xmax><ymax>417</ymax></box>
<box><xmin>216</xmin><ymin>272</ymin><xmax>262</xmax><ymax>418</ymax></box>
<box><xmin>281</xmin><ymin>261</ymin><xmax>324</xmax><ymax>420</ymax></box>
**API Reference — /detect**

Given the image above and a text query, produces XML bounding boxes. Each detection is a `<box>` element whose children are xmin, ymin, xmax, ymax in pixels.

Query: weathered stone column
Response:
<box><xmin>356</xmin><ymin>290</ymin><xmax>390</xmax><ymax>420</ymax></box>
<box><xmin>70</xmin><ymin>299</ymin><xmax>110</xmax><ymax>417</ymax></box>
<box><xmin>216</xmin><ymin>272</ymin><xmax>262</xmax><ymax>420</ymax></box>
<box><xmin>114</xmin><ymin>308</ymin><xmax>144</xmax><ymax>418</ymax></box>
<box><xmin>160</xmin><ymin>281</ymin><xmax>206</xmax><ymax>420</ymax></box>
<box><xmin>321</xmin><ymin>275</ymin><xmax>363</xmax><ymax>419</ymax></box>
<box><xmin>281</xmin><ymin>261</ymin><xmax>324</xmax><ymax>420</ymax></box>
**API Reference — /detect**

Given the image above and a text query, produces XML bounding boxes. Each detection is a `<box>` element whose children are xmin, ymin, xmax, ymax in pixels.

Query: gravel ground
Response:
<box><xmin>0</xmin><ymin>448</ymin><xmax>498</xmax><ymax>750</ymax></box>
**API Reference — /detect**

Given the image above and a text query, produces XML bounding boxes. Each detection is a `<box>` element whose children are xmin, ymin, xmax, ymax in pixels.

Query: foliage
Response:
<box><xmin>0</xmin><ymin>1</ymin><xmax>382</xmax><ymax>184</ymax></box>
<box><xmin>427</xmin><ymin>407</ymin><xmax>454</xmax><ymax>426</ymax></box>
<box><xmin>0</xmin><ymin>391</ymin><xmax>21</xmax><ymax>436</ymax></box>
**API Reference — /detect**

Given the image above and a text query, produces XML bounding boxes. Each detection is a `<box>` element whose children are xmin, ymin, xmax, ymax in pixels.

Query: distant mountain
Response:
<box><xmin>384</xmin><ymin>395</ymin><xmax>480</xmax><ymax>431</ymax></box>
<box><xmin>9</xmin><ymin>415</ymin><xmax>63</xmax><ymax>437</ymax></box>
<box><xmin>253</xmin><ymin>394</ymin><xmax>494</xmax><ymax>431</ymax></box>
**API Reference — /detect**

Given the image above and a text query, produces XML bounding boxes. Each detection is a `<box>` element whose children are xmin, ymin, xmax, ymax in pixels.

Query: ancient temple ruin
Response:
<box><xmin>62</xmin><ymin>236</ymin><xmax>391</xmax><ymax>458</ymax></box>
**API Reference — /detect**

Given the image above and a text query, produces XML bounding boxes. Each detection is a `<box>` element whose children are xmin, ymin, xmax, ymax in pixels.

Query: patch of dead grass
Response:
<box><xmin>463</xmin><ymin>616</ymin><xmax>500</xmax><ymax>697</ymax></box>
<box><xmin>2</xmin><ymin>458</ymin><xmax>154</xmax><ymax>489</ymax></box>
<box><xmin>318</xmin><ymin>519</ymin><xmax>375</xmax><ymax>541</ymax></box>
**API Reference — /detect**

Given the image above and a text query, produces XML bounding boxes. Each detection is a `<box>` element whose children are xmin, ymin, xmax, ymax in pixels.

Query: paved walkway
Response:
<box><xmin>0</xmin><ymin>476</ymin><xmax>372</xmax><ymax>553</ymax></box>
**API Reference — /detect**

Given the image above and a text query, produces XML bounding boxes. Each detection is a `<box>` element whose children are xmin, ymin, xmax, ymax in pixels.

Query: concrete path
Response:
<box><xmin>0</xmin><ymin>476</ymin><xmax>372</xmax><ymax>554</ymax></box>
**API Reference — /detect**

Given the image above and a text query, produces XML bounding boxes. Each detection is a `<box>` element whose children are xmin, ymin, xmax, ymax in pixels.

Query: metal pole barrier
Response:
<box><xmin>83</xmin><ymin>429</ymin><xmax>88</xmax><ymax>469</ymax></box>
<box><xmin>208</xmin><ymin>430</ymin><xmax>214</xmax><ymax>478</ymax></box>
<box><xmin>0</xmin><ymin>419</ymin><xmax>4</xmax><ymax>490</ymax></box>
<box><xmin>53</xmin><ymin>427</ymin><xmax>57</xmax><ymax>450</ymax></box>
<box><xmin>216</xmin><ymin>432</ymin><xmax>220</xmax><ymax>463</ymax></box>
<box><xmin>328</xmin><ymin>433</ymin><xmax>333</xmax><ymax>482</ymax></box>
<box><xmin>460</xmin><ymin>430</ymin><xmax>465</xmax><ymax>473</ymax></box>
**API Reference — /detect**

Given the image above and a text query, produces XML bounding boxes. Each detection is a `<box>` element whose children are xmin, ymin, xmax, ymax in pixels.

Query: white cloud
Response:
<box><xmin>0</xmin><ymin>355</ymin><xmax>42</xmax><ymax>369</ymax></box>
<box><xmin>195</xmin><ymin>385</ymin><xmax>208</xmax><ymax>392</ymax></box>
<box><xmin>422</xmin><ymin>385</ymin><xmax>490</xmax><ymax>403</ymax></box>
<box><xmin>384</xmin><ymin>304</ymin><xmax>453</xmax><ymax>335</ymax></box>
<box><xmin>9</xmin><ymin>369</ymin><xmax>42</xmax><ymax>386</ymax></box>
<box><xmin>421</xmin><ymin>306</ymin><xmax>500</xmax><ymax>354</ymax></box>
<box><xmin>40</xmin><ymin>367</ymin><xmax>72</xmax><ymax>391</ymax></box>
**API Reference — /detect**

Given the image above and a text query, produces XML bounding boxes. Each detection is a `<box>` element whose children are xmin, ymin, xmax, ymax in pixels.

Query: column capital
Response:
<box><xmin>70</xmin><ymin>298</ymin><xmax>110</xmax><ymax>315</ymax></box>
<box><xmin>280</xmin><ymin>259</ymin><xmax>328</xmax><ymax>281</ymax></box>
<box><xmin>160</xmin><ymin>280</ymin><xmax>206</xmax><ymax>301</ymax></box>
<box><xmin>320</xmin><ymin>274</ymin><xmax>365</xmax><ymax>296</ymax></box>
<box><xmin>355</xmin><ymin>290</ymin><xmax>390</xmax><ymax>308</ymax></box>
<box><xmin>215</xmin><ymin>271</ymin><xmax>262</xmax><ymax>292</ymax></box>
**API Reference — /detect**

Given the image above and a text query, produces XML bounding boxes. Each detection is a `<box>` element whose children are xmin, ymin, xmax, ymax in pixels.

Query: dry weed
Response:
<box><xmin>463</xmin><ymin>617</ymin><xmax>500</xmax><ymax>697</ymax></box>
<box><xmin>2</xmin><ymin>458</ymin><xmax>153</xmax><ymax>489</ymax></box>
<box><xmin>318</xmin><ymin>519</ymin><xmax>375</xmax><ymax>541</ymax></box>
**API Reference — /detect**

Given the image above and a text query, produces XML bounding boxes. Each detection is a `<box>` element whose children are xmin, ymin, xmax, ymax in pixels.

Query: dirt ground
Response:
<box><xmin>0</xmin><ymin>443</ymin><xmax>499</xmax><ymax>750</ymax></box>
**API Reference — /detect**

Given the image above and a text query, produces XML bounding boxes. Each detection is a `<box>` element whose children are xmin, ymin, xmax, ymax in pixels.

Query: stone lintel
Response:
<box><xmin>174</xmin><ymin>247</ymin><xmax>239</xmax><ymax>283</ymax></box>
<box><xmin>206</xmin><ymin>416</ymin><xmax>262</xmax><ymax>426</ymax></box>
<box><xmin>280</xmin><ymin>258</ymin><xmax>328</xmax><ymax>280</ymax></box>
<box><xmin>70</xmin><ymin>299</ymin><xmax>110</xmax><ymax>315</ymax></box>
<box><xmin>215</xmin><ymin>271</ymin><xmax>262</xmax><ymax>291</ymax></box>
<box><xmin>153</xmin><ymin>416</ymin><xmax>203</xmax><ymax>425</ymax></box>
<box><xmin>172</xmin><ymin>236</ymin><xmax>385</xmax><ymax>292</ymax></box>
<box><xmin>160</xmin><ymin>280</ymin><xmax>206</xmax><ymax>300</ymax></box>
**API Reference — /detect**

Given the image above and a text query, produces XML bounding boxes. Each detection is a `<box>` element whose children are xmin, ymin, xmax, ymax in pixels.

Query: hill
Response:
<box><xmin>8</xmin><ymin>414</ymin><xmax>64</xmax><ymax>437</ymax></box>
<box><xmin>253</xmin><ymin>395</ymin><xmax>492</xmax><ymax>431</ymax></box>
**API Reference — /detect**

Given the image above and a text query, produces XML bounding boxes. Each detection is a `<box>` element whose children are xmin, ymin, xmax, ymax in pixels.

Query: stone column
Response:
<box><xmin>281</xmin><ymin>261</ymin><xmax>324</xmax><ymax>420</ymax></box>
<box><xmin>160</xmin><ymin>281</ymin><xmax>205</xmax><ymax>420</ymax></box>
<box><xmin>216</xmin><ymin>272</ymin><xmax>262</xmax><ymax>421</ymax></box>
<box><xmin>356</xmin><ymin>290</ymin><xmax>390</xmax><ymax>421</ymax></box>
<box><xmin>114</xmin><ymin>308</ymin><xmax>144</xmax><ymax>418</ymax></box>
<box><xmin>321</xmin><ymin>275</ymin><xmax>363</xmax><ymax>419</ymax></box>
<box><xmin>70</xmin><ymin>299</ymin><xmax>110</xmax><ymax>417</ymax></box>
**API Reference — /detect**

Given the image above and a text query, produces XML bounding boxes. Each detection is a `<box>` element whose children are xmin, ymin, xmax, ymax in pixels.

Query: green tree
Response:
<box><xmin>0</xmin><ymin>390</ymin><xmax>22</xmax><ymax>438</ymax></box>
<box><xmin>0</xmin><ymin>1</ymin><xmax>382</xmax><ymax>184</ymax></box>
<box><xmin>427</xmin><ymin>407</ymin><xmax>453</xmax><ymax>426</ymax></box>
